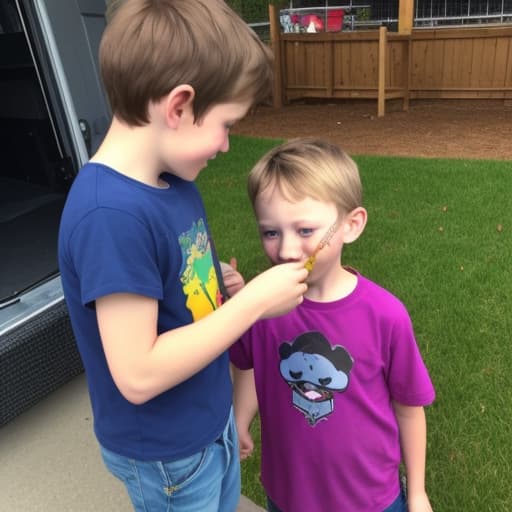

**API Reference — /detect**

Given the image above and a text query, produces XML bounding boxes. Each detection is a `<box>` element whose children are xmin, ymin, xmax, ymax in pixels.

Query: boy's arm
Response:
<box><xmin>393</xmin><ymin>402</ymin><xmax>433</xmax><ymax>512</ymax></box>
<box><xmin>96</xmin><ymin>262</ymin><xmax>308</xmax><ymax>404</ymax></box>
<box><xmin>232</xmin><ymin>366</ymin><xmax>258</xmax><ymax>459</ymax></box>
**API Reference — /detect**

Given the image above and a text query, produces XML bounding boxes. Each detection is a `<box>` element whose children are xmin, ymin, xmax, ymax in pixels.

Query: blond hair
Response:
<box><xmin>248</xmin><ymin>138</ymin><xmax>363</xmax><ymax>216</ymax></box>
<box><xmin>100</xmin><ymin>0</ymin><xmax>273</xmax><ymax>126</ymax></box>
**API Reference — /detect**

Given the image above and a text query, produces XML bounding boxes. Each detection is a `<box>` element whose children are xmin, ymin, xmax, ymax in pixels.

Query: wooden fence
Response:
<box><xmin>269</xmin><ymin>6</ymin><xmax>512</xmax><ymax>116</ymax></box>
<box><xmin>409</xmin><ymin>26</ymin><xmax>512</xmax><ymax>100</ymax></box>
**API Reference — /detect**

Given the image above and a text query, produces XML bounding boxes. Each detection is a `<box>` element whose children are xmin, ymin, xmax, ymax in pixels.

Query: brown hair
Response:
<box><xmin>100</xmin><ymin>0</ymin><xmax>273</xmax><ymax>126</ymax></box>
<box><xmin>248</xmin><ymin>138</ymin><xmax>363</xmax><ymax>217</ymax></box>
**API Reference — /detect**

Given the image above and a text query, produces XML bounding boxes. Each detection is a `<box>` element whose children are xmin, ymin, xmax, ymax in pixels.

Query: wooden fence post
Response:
<box><xmin>399</xmin><ymin>0</ymin><xmax>414</xmax><ymax>34</ymax></box>
<box><xmin>268</xmin><ymin>3</ymin><xmax>283</xmax><ymax>108</ymax></box>
<box><xmin>378</xmin><ymin>26</ymin><xmax>387</xmax><ymax>117</ymax></box>
<box><xmin>399</xmin><ymin>0</ymin><xmax>414</xmax><ymax>112</ymax></box>
<box><xmin>402</xmin><ymin>36</ymin><xmax>411</xmax><ymax>111</ymax></box>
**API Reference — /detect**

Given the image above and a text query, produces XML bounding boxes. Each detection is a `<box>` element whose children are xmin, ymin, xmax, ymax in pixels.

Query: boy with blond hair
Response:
<box><xmin>58</xmin><ymin>2</ymin><xmax>308</xmax><ymax>511</ymax></box>
<box><xmin>230</xmin><ymin>138</ymin><xmax>435</xmax><ymax>512</ymax></box>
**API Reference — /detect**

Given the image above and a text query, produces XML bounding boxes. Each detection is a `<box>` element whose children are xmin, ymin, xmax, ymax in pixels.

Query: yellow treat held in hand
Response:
<box><xmin>304</xmin><ymin>255</ymin><xmax>316</xmax><ymax>272</ymax></box>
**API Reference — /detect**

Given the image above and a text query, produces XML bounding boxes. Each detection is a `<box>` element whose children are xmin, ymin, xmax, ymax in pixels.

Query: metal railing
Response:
<box><xmin>415</xmin><ymin>0</ymin><xmax>512</xmax><ymax>27</ymax></box>
<box><xmin>253</xmin><ymin>1</ymin><xmax>512</xmax><ymax>40</ymax></box>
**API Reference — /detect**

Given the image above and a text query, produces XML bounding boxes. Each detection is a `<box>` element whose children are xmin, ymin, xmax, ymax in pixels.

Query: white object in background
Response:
<box><xmin>280</xmin><ymin>14</ymin><xmax>292</xmax><ymax>33</ymax></box>
<box><xmin>306</xmin><ymin>20</ymin><xmax>316</xmax><ymax>33</ymax></box>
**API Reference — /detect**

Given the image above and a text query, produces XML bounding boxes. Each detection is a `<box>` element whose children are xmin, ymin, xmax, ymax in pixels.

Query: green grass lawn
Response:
<box><xmin>197</xmin><ymin>135</ymin><xmax>512</xmax><ymax>511</ymax></box>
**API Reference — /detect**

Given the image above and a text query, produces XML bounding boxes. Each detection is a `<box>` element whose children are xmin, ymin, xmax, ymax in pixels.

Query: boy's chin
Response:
<box><xmin>172</xmin><ymin>169</ymin><xmax>202</xmax><ymax>182</ymax></box>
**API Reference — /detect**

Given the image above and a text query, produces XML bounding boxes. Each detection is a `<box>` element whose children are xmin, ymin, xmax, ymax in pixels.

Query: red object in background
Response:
<box><xmin>300</xmin><ymin>14</ymin><xmax>310</xmax><ymax>26</ymax></box>
<box><xmin>308</xmin><ymin>14</ymin><xmax>324</xmax><ymax>31</ymax></box>
<box><xmin>327</xmin><ymin>9</ymin><xmax>344</xmax><ymax>32</ymax></box>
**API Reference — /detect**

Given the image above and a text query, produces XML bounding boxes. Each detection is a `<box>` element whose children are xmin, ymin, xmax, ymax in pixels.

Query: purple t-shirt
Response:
<box><xmin>230</xmin><ymin>272</ymin><xmax>435</xmax><ymax>511</ymax></box>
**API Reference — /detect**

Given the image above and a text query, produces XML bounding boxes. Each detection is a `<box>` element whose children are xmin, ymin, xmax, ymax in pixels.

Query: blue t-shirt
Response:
<box><xmin>58</xmin><ymin>163</ymin><xmax>231</xmax><ymax>461</ymax></box>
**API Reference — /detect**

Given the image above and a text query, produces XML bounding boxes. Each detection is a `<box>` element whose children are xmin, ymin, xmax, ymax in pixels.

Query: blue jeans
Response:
<box><xmin>266</xmin><ymin>488</ymin><xmax>408</xmax><ymax>512</ymax></box>
<box><xmin>101</xmin><ymin>408</ymin><xmax>240</xmax><ymax>512</ymax></box>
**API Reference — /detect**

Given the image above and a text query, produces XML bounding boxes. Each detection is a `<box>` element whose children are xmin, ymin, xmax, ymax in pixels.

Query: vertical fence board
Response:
<box><xmin>351</xmin><ymin>41</ymin><xmax>366</xmax><ymax>85</ymax></box>
<box><xmin>325</xmin><ymin>41</ymin><xmax>334</xmax><ymax>96</ymax></box>
<box><xmin>505</xmin><ymin>38</ymin><xmax>512</xmax><ymax>89</ymax></box>
<box><xmin>268</xmin><ymin>3</ymin><xmax>283</xmax><ymax>107</ymax></box>
<box><xmin>471</xmin><ymin>38</ymin><xmax>489</xmax><ymax>87</ymax></box>
<box><xmin>442</xmin><ymin>38</ymin><xmax>457</xmax><ymax>87</ymax></box>
<box><xmin>388</xmin><ymin>40</ymin><xmax>405</xmax><ymax>87</ymax></box>
<box><xmin>494</xmin><ymin>37</ymin><xmax>510</xmax><ymax>86</ymax></box>
<box><xmin>292</xmin><ymin>42</ymin><xmax>303</xmax><ymax>85</ymax></box>
<box><xmin>355</xmin><ymin>40</ymin><xmax>379</xmax><ymax>87</ymax></box>
<box><xmin>410</xmin><ymin>39</ymin><xmax>428</xmax><ymax>88</ymax></box>
<box><xmin>334</xmin><ymin>40</ymin><xmax>350</xmax><ymax>88</ymax></box>
<box><xmin>378</xmin><ymin>27</ymin><xmax>387</xmax><ymax>117</ymax></box>
<box><xmin>453</xmin><ymin>38</ymin><xmax>473</xmax><ymax>87</ymax></box>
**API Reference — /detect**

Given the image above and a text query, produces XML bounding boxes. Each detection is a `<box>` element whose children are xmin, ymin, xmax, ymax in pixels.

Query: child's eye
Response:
<box><xmin>261</xmin><ymin>230</ymin><xmax>278</xmax><ymax>239</ymax></box>
<box><xmin>299</xmin><ymin>228</ymin><xmax>314</xmax><ymax>237</ymax></box>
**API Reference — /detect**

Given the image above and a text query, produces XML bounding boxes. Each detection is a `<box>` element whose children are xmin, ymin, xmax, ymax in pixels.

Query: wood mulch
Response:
<box><xmin>232</xmin><ymin>99</ymin><xmax>512</xmax><ymax>161</ymax></box>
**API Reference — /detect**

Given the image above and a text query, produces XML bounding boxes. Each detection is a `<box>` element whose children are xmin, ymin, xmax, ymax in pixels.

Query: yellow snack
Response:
<box><xmin>304</xmin><ymin>255</ymin><xmax>316</xmax><ymax>272</ymax></box>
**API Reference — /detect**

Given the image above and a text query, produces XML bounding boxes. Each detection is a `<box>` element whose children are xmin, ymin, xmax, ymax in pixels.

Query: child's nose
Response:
<box><xmin>219</xmin><ymin>135</ymin><xmax>230</xmax><ymax>153</ymax></box>
<box><xmin>278</xmin><ymin>236</ymin><xmax>303</xmax><ymax>262</ymax></box>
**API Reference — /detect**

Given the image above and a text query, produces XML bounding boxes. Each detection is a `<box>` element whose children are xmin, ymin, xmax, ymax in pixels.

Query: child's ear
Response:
<box><xmin>164</xmin><ymin>84</ymin><xmax>195</xmax><ymax>128</ymax></box>
<box><xmin>342</xmin><ymin>207</ymin><xmax>367</xmax><ymax>244</ymax></box>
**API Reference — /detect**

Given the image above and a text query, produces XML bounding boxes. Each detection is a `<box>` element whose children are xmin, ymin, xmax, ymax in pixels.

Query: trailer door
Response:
<box><xmin>19</xmin><ymin>0</ymin><xmax>110</xmax><ymax>164</ymax></box>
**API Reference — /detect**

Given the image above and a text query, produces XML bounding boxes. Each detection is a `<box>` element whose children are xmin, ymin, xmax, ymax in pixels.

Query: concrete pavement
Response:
<box><xmin>0</xmin><ymin>373</ymin><xmax>263</xmax><ymax>511</ymax></box>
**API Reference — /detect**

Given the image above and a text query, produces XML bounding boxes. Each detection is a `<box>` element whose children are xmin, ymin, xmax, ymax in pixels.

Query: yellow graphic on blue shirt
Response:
<box><xmin>179</xmin><ymin>219</ymin><xmax>222</xmax><ymax>321</ymax></box>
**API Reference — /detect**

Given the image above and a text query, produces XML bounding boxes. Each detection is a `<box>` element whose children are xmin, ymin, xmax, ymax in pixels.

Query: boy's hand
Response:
<box><xmin>220</xmin><ymin>257</ymin><xmax>245</xmax><ymax>297</ymax></box>
<box><xmin>246</xmin><ymin>262</ymin><xmax>308</xmax><ymax>319</ymax></box>
<box><xmin>237</xmin><ymin>426</ymin><xmax>254</xmax><ymax>460</ymax></box>
<box><xmin>408</xmin><ymin>492</ymin><xmax>433</xmax><ymax>512</ymax></box>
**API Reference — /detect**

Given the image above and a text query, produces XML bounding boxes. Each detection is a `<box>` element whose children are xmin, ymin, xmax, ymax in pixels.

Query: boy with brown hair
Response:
<box><xmin>58</xmin><ymin>2</ymin><xmax>308</xmax><ymax>511</ymax></box>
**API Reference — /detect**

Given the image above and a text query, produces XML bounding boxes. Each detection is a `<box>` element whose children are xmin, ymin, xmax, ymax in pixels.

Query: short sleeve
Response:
<box><xmin>229</xmin><ymin>331</ymin><xmax>255</xmax><ymax>370</ymax></box>
<box><xmin>69</xmin><ymin>207</ymin><xmax>163</xmax><ymax>306</ymax></box>
<box><xmin>386</xmin><ymin>312</ymin><xmax>435</xmax><ymax>406</ymax></box>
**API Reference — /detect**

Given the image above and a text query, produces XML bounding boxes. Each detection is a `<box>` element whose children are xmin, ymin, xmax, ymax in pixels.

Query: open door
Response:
<box><xmin>19</xmin><ymin>0</ymin><xmax>110</xmax><ymax>163</ymax></box>
<box><xmin>0</xmin><ymin>0</ymin><xmax>109</xmax><ymax>304</ymax></box>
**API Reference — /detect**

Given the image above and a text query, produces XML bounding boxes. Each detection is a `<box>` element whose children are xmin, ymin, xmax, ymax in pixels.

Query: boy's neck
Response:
<box><xmin>90</xmin><ymin>117</ymin><xmax>165</xmax><ymax>187</ymax></box>
<box><xmin>305</xmin><ymin>265</ymin><xmax>357</xmax><ymax>303</ymax></box>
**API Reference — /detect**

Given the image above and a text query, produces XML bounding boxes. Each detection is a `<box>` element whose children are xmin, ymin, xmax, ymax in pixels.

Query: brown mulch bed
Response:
<box><xmin>232</xmin><ymin>99</ymin><xmax>512</xmax><ymax>161</ymax></box>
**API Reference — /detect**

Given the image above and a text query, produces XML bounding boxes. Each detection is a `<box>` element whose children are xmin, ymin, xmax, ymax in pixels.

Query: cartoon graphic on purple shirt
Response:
<box><xmin>279</xmin><ymin>331</ymin><xmax>353</xmax><ymax>425</ymax></box>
